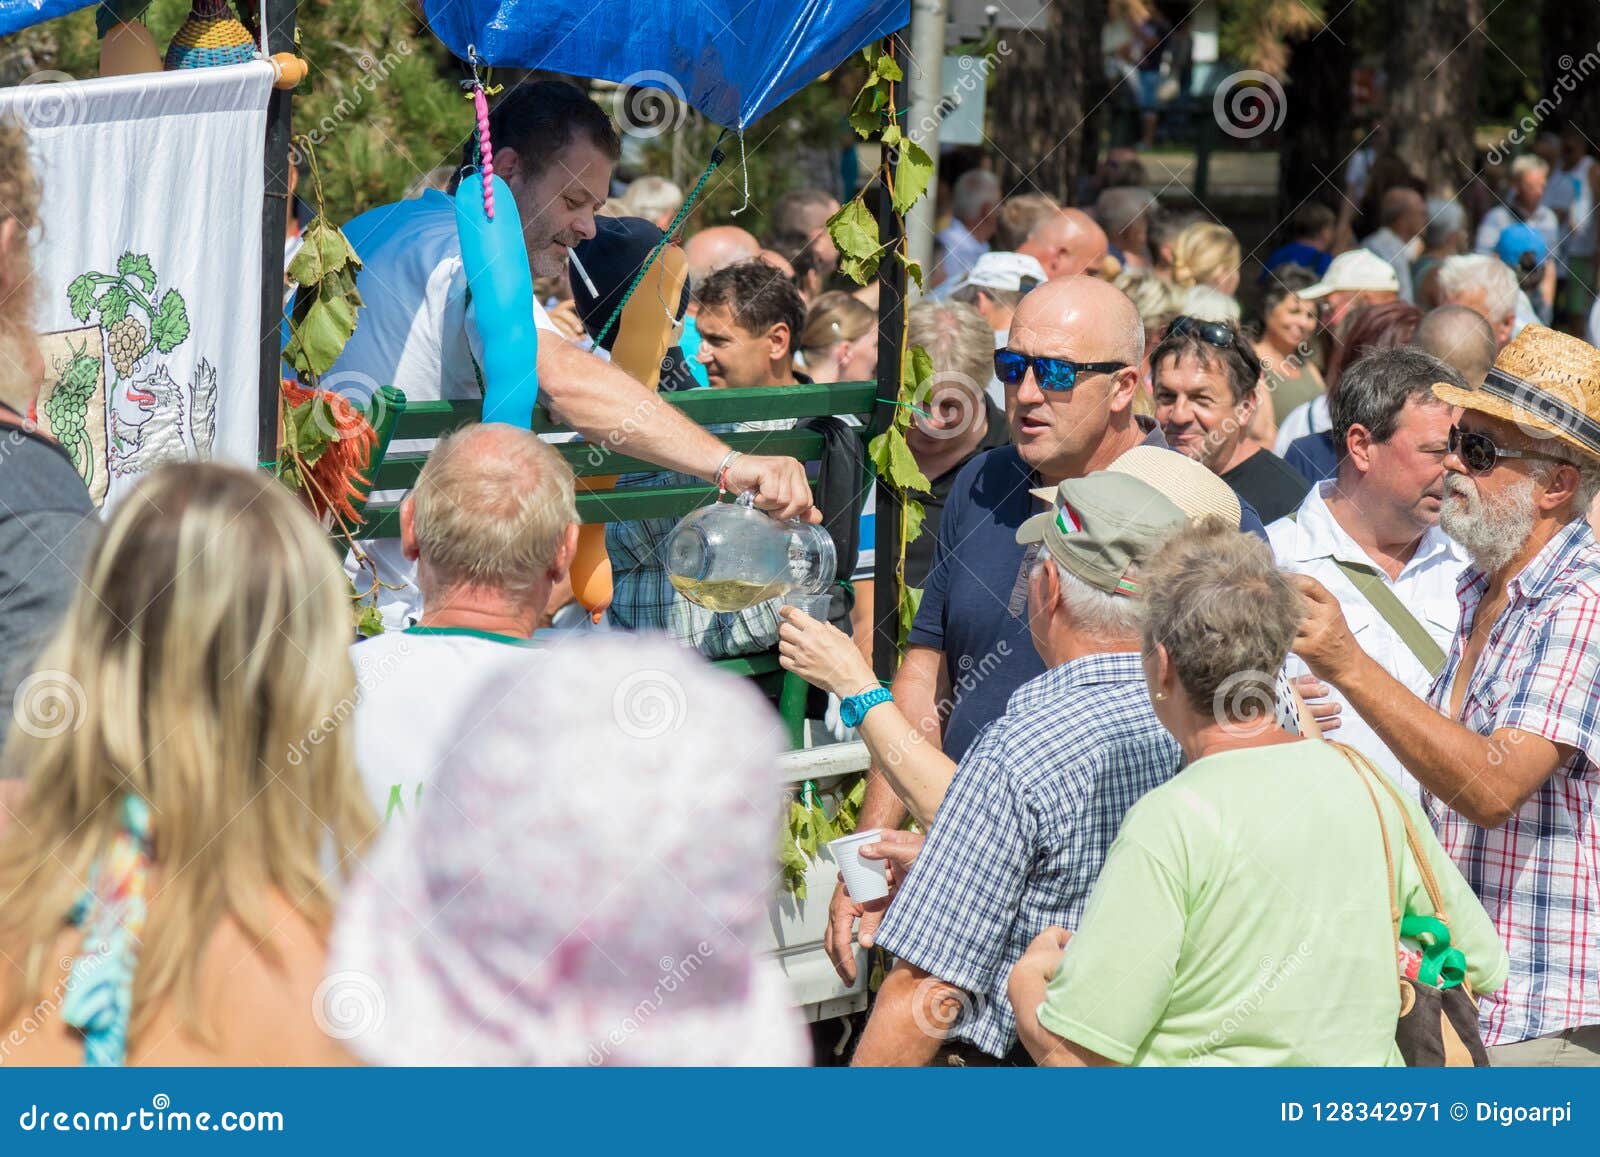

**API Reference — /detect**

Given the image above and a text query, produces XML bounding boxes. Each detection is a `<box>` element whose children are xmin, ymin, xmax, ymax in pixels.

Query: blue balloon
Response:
<box><xmin>455</xmin><ymin>171</ymin><xmax>539</xmax><ymax>426</ymax></box>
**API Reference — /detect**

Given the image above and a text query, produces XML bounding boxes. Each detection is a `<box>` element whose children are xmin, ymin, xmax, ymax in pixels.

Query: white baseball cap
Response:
<box><xmin>947</xmin><ymin>251</ymin><xmax>1048</xmax><ymax>294</ymax></box>
<box><xmin>1297</xmin><ymin>249</ymin><xmax>1401</xmax><ymax>299</ymax></box>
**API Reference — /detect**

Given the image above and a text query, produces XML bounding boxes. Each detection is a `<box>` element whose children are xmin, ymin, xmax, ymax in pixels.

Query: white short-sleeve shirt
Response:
<box><xmin>1268</xmin><ymin>480</ymin><xmax>1469</xmax><ymax>798</ymax></box>
<box><xmin>331</xmin><ymin>191</ymin><xmax>560</xmax><ymax>628</ymax></box>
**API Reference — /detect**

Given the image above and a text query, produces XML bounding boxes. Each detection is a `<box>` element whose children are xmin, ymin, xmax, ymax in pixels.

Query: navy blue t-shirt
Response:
<box><xmin>907</xmin><ymin>440</ymin><xmax>1266</xmax><ymax>762</ymax></box>
<box><xmin>1284</xmin><ymin>430</ymin><xmax>1339</xmax><ymax>482</ymax></box>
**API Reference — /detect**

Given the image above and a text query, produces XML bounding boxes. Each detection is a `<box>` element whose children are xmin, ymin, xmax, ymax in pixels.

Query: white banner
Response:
<box><xmin>0</xmin><ymin>61</ymin><xmax>272</xmax><ymax>506</ymax></box>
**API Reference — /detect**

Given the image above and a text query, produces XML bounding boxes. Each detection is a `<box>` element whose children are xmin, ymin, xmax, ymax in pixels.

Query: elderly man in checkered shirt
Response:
<box><xmin>1296</xmin><ymin>325</ymin><xmax>1600</xmax><ymax>1065</ymax></box>
<box><xmin>840</xmin><ymin>468</ymin><xmax>1211</xmax><ymax>1065</ymax></box>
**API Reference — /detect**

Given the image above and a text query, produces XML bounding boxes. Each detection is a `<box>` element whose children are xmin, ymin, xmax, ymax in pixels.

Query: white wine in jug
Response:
<box><xmin>668</xmin><ymin>573</ymin><xmax>791</xmax><ymax>611</ymax></box>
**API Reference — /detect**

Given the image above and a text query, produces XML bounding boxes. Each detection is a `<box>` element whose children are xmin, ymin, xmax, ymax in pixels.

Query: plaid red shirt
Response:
<box><xmin>1426</xmin><ymin>516</ymin><xmax>1600</xmax><ymax>1046</ymax></box>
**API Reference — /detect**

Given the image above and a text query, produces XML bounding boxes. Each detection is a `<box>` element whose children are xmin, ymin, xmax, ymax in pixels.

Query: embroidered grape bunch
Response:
<box><xmin>66</xmin><ymin>252</ymin><xmax>190</xmax><ymax>383</ymax></box>
<box><xmin>41</xmin><ymin>342</ymin><xmax>99</xmax><ymax>484</ymax></box>
<box><xmin>107</xmin><ymin>316</ymin><xmax>146</xmax><ymax>378</ymax></box>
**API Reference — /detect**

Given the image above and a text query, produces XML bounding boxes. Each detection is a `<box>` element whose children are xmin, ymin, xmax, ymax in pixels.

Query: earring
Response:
<box><xmin>1153</xmin><ymin>691</ymin><xmax>1167</xmax><ymax>701</ymax></box>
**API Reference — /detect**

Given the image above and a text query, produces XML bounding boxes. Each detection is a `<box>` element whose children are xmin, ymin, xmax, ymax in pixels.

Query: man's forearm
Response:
<box><xmin>1332</xmin><ymin>650</ymin><xmax>1527</xmax><ymax>824</ymax></box>
<box><xmin>539</xmin><ymin>340</ymin><xmax>726</xmax><ymax>479</ymax></box>
<box><xmin>856</xmin><ymin>706</ymin><xmax>956</xmax><ymax>829</ymax></box>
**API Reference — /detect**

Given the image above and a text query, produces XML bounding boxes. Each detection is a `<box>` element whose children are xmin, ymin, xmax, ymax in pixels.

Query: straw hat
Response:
<box><xmin>1432</xmin><ymin>324</ymin><xmax>1600</xmax><ymax>462</ymax></box>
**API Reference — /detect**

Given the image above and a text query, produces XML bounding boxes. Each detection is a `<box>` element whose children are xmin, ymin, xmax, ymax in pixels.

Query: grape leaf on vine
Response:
<box><xmin>98</xmin><ymin>285</ymin><xmax>132</xmax><ymax>327</ymax></box>
<box><xmin>151</xmin><ymin>290</ymin><xmax>190</xmax><ymax>353</ymax></box>
<box><xmin>116</xmin><ymin>252</ymin><xmax>156</xmax><ymax>293</ymax></box>
<box><xmin>892</xmin><ymin>139</ymin><xmax>935</xmax><ymax>216</ymax></box>
<box><xmin>67</xmin><ymin>275</ymin><xmax>96</xmax><ymax>322</ymax></box>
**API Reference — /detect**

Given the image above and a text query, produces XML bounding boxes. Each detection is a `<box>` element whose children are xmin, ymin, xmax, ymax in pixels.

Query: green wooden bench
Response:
<box><xmin>346</xmin><ymin>381</ymin><xmax>879</xmax><ymax>746</ymax></box>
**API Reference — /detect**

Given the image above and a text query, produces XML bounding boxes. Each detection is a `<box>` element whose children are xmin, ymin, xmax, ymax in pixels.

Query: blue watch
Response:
<box><xmin>840</xmin><ymin>686</ymin><xmax>893</xmax><ymax>729</ymax></box>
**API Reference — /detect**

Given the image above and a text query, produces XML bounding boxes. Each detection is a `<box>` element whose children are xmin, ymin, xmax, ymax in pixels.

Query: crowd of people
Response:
<box><xmin>4</xmin><ymin>75</ymin><xmax>1600</xmax><ymax>1069</ymax></box>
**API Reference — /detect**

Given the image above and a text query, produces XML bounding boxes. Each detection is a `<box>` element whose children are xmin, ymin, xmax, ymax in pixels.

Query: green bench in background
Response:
<box><xmin>346</xmin><ymin>381</ymin><xmax>879</xmax><ymax>746</ymax></box>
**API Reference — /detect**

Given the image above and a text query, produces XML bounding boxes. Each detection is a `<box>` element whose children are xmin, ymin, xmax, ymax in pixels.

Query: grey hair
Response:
<box><xmin>1096</xmin><ymin>186</ymin><xmax>1156</xmax><ymax>236</ymax></box>
<box><xmin>1534</xmin><ymin>442</ymin><xmax>1600</xmax><ymax>513</ymax></box>
<box><xmin>953</xmin><ymin>169</ymin><xmax>1001</xmax><ymax>221</ymax></box>
<box><xmin>1423</xmin><ymin>198</ymin><xmax>1467</xmax><ymax>248</ymax></box>
<box><xmin>1033</xmin><ymin>551</ymin><xmax>1143</xmax><ymax>639</ymax></box>
<box><xmin>1437</xmin><ymin>254</ymin><xmax>1518</xmax><ymax>321</ymax></box>
<box><xmin>619</xmin><ymin>175</ymin><xmax>684</xmax><ymax>223</ymax></box>
<box><xmin>1138</xmin><ymin>521</ymin><xmax>1301</xmax><ymax>721</ymax></box>
<box><xmin>907</xmin><ymin>298</ymin><xmax>999</xmax><ymax>395</ymax></box>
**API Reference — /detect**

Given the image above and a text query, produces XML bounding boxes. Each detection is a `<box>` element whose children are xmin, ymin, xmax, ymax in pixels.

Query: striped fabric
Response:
<box><xmin>1426</xmin><ymin>516</ymin><xmax>1600</xmax><ymax>1046</ymax></box>
<box><xmin>873</xmin><ymin>653</ymin><xmax>1181</xmax><ymax>1058</ymax></box>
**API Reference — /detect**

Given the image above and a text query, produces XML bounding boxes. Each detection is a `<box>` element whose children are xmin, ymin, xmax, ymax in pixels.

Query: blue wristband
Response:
<box><xmin>840</xmin><ymin>686</ymin><xmax>893</xmax><ymax>729</ymax></box>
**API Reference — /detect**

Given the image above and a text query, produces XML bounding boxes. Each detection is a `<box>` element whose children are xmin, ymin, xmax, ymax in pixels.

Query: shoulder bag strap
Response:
<box><xmin>1333</xmin><ymin>741</ymin><xmax>1403</xmax><ymax>954</ymax></box>
<box><xmin>1284</xmin><ymin>513</ymin><xmax>1447</xmax><ymax>678</ymax></box>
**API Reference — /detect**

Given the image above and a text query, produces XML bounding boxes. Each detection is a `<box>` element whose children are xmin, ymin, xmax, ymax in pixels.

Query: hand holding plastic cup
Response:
<box><xmin>828</xmin><ymin>828</ymin><xmax>889</xmax><ymax>902</ymax></box>
<box><xmin>781</xmin><ymin>591</ymin><xmax>833</xmax><ymax>621</ymax></box>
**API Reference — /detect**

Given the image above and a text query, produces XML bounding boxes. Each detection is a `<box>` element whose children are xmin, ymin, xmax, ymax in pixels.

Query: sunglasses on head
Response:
<box><xmin>1448</xmin><ymin>424</ymin><xmax>1567</xmax><ymax>476</ymax></box>
<box><xmin>1165</xmin><ymin>315</ymin><xmax>1238</xmax><ymax>347</ymax></box>
<box><xmin>994</xmin><ymin>349</ymin><xmax>1129</xmax><ymax>392</ymax></box>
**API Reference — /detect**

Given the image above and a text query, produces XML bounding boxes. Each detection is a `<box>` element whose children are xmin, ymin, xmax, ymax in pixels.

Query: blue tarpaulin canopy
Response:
<box><xmin>425</xmin><ymin>0</ymin><xmax>909</xmax><ymax>129</ymax></box>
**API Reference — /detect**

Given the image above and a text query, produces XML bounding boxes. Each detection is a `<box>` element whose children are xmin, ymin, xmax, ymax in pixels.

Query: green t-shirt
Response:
<box><xmin>1035</xmin><ymin>740</ymin><xmax>1509</xmax><ymax>1066</ymax></box>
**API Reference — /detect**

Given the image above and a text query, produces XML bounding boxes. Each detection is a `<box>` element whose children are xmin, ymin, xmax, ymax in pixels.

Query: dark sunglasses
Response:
<box><xmin>994</xmin><ymin>349</ymin><xmax>1129</xmax><ymax>392</ymax></box>
<box><xmin>1165</xmin><ymin>315</ymin><xmax>1238</xmax><ymax>347</ymax></box>
<box><xmin>1448</xmin><ymin>425</ymin><xmax>1566</xmax><ymax>475</ymax></box>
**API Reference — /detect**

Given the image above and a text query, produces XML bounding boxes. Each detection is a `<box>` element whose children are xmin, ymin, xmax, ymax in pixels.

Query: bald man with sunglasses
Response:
<box><xmin>823</xmin><ymin>276</ymin><xmax>1276</xmax><ymax>989</ymax></box>
<box><xmin>1295</xmin><ymin>326</ymin><xmax>1600</xmax><ymax>1064</ymax></box>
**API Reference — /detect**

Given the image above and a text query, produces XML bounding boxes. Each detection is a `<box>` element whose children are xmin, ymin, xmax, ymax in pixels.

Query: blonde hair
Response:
<box><xmin>620</xmin><ymin>175</ymin><xmax>684</xmax><ymax>224</ymax></box>
<box><xmin>0</xmin><ymin>116</ymin><xmax>41</xmax><ymax>412</ymax></box>
<box><xmin>1170</xmin><ymin>222</ymin><xmax>1241</xmax><ymax>290</ymax></box>
<box><xmin>1114</xmin><ymin>266</ymin><xmax>1182</xmax><ymax>332</ymax></box>
<box><xmin>0</xmin><ymin>463</ymin><xmax>377</xmax><ymax>1046</ymax></box>
<box><xmin>412</xmin><ymin>423</ymin><xmax>577</xmax><ymax>599</ymax></box>
<box><xmin>907</xmin><ymin>298</ymin><xmax>995</xmax><ymax>393</ymax></box>
<box><xmin>798</xmin><ymin>291</ymin><xmax>874</xmax><ymax>359</ymax></box>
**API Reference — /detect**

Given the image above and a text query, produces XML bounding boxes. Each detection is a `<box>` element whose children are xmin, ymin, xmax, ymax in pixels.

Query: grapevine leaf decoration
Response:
<box><xmin>150</xmin><ymin>290</ymin><xmax>190</xmax><ymax>354</ymax></box>
<box><xmin>778</xmin><ymin>773</ymin><xmax>872</xmax><ymax>898</ymax></box>
<box><xmin>891</xmin><ymin>139</ymin><xmax>934</xmax><ymax>216</ymax></box>
<box><xmin>66</xmin><ymin>275</ymin><xmax>96</xmax><ymax>322</ymax></box>
<box><xmin>825</xmin><ymin>38</ymin><xmax>938</xmax><ymax>654</ymax></box>
<box><xmin>116</xmin><ymin>252</ymin><xmax>156</xmax><ymax>293</ymax></box>
<box><xmin>98</xmin><ymin>284</ymin><xmax>132</xmax><ymax>328</ymax></box>
<box><xmin>356</xmin><ymin>603</ymin><xmax>386</xmax><ymax>639</ymax></box>
<box><xmin>284</xmin><ymin>137</ymin><xmax>365</xmax><ymax>382</ymax></box>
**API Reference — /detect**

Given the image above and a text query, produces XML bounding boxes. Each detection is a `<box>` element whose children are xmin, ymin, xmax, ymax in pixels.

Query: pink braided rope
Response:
<box><xmin>473</xmin><ymin>85</ymin><xmax>494</xmax><ymax>220</ymax></box>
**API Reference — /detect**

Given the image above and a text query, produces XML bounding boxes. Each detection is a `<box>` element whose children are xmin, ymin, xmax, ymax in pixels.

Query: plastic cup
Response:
<box><xmin>782</xmin><ymin>592</ymin><xmax>833</xmax><ymax>621</ymax></box>
<box><xmin>828</xmin><ymin>828</ymin><xmax>889</xmax><ymax>902</ymax></box>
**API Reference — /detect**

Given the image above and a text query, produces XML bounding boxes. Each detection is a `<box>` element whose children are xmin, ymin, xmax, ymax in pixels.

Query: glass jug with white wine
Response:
<box><xmin>662</xmin><ymin>491</ymin><xmax>836</xmax><ymax>612</ymax></box>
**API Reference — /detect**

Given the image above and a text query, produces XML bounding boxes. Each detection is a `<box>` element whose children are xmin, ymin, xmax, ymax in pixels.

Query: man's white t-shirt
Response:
<box><xmin>1545</xmin><ymin>156</ymin><xmax>1596</xmax><ymax>259</ymax></box>
<box><xmin>349</xmin><ymin>626</ymin><xmax>538</xmax><ymax>819</ymax></box>
<box><xmin>331</xmin><ymin>191</ymin><xmax>559</xmax><ymax>628</ymax></box>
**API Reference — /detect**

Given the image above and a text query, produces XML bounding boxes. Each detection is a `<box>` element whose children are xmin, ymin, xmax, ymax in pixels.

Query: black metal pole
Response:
<box><xmin>870</xmin><ymin>32</ymin><xmax>908</xmax><ymax>685</ymax></box>
<box><xmin>257</xmin><ymin>0</ymin><xmax>296</xmax><ymax>465</ymax></box>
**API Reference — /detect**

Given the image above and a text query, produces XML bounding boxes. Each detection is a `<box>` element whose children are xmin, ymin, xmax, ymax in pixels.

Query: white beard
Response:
<box><xmin>1439</xmin><ymin>471</ymin><xmax>1537</xmax><ymax>574</ymax></box>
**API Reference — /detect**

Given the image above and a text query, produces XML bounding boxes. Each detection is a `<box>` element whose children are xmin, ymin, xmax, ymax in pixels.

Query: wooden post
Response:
<box><xmin>257</xmin><ymin>0</ymin><xmax>296</xmax><ymax>465</ymax></box>
<box><xmin>869</xmin><ymin>32</ymin><xmax>908</xmax><ymax>686</ymax></box>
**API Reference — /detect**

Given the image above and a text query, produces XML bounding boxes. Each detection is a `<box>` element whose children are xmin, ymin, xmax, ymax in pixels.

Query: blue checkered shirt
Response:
<box><xmin>873</xmin><ymin>652</ymin><xmax>1182</xmax><ymax>1057</ymax></box>
<box><xmin>1425</xmin><ymin>516</ymin><xmax>1600</xmax><ymax>1046</ymax></box>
